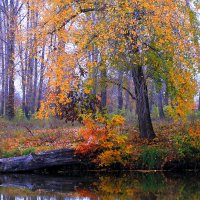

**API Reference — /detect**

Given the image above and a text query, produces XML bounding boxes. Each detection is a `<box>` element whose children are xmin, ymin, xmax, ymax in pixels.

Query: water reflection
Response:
<box><xmin>0</xmin><ymin>172</ymin><xmax>200</xmax><ymax>200</ymax></box>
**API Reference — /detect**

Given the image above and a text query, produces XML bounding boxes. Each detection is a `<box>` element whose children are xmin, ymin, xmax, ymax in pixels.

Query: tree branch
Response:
<box><xmin>48</xmin><ymin>6</ymin><xmax>105</xmax><ymax>35</ymax></box>
<box><xmin>105</xmin><ymin>78</ymin><xmax>136</xmax><ymax>100</ymax></box>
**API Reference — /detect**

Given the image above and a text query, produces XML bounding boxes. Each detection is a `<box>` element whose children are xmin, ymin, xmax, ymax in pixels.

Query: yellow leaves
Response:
<box><xmin>36</xmin><ymin>101</ymin><xmax>52</xmax><ymax>120</ymax></box>
<box><xmin>109</xmin><ymin>115</ymin><xmax>125</xmax><ymax>126</ymax></box>
<box><xmin>165</xmin><ymin>66</ymin><xmax>198</xmax><ymax>121</ymax></box>
<box><xmin>84</xmin><ymin>88</ymin><xmax>91</xmax><ymax>94</ymax></box>
<box><xmin>83</xmin><ymin>78</ymin><xmax>93</xmax><ymax>94</ymax></box>
<box><xmin>98</xmin><ymin>150</ymin><xmax>122</xmax><ymax>166</ymax></box>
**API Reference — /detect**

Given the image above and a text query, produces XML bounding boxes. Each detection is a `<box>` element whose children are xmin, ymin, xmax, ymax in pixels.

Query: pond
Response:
<box><xmin>0</xmin><ymin>172</ymin><xmax>200</xmax><ymax>200</ymax></box>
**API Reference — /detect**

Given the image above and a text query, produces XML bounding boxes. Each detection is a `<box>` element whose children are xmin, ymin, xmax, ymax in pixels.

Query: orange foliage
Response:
<box><xmin>76</xmin><ymin>114</ymin><xmax>133</xmax><ymax>166</ymax></box>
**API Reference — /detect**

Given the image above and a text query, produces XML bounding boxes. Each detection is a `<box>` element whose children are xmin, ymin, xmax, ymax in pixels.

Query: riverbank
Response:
<box><xmin>0</xmin><ymin>147</ymin><xmax>200</xmax><ymax>173</ymax></box>
<box><xmin>0</xmin><ymin>117</ymin><xmax>200</xmax><ymax>172</ymax></box>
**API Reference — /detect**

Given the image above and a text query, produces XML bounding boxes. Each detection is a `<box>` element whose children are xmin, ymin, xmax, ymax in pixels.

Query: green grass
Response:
<box><xmin>139</xmin><ymin>146</ymin><xmax>168</xmax><ymax>169</ymax></box>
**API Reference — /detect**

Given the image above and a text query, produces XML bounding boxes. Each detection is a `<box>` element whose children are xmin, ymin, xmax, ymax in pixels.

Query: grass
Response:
<box><xmin>139</xmin><ymin>146</ymin><xmax>168</xmax><ymax>169</ymax></box>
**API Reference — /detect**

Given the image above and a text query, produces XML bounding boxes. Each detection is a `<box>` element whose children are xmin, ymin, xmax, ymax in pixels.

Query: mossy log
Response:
<box><xmin>0</xmin><ymin>149</ymin><xmax>83</xmax><ymax>173</ymax></box>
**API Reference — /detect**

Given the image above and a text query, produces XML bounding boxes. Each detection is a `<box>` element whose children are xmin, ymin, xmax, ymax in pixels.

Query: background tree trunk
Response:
<box><xmin>31</xmin><ymin>11</ymin><xmax>38</xmax><ymax>114</ymax></box>
<box><xmin>100</xmin><ymin>66</ymin><xmax>107</xmax><ymax>109</ymax></box>
<box><xmin>157</xmin><ymin>89</ymin><xmax>165</xmax><ymax>119</ymax></box>
<box><xmin>125</xmin><ymin>73</ymin><xmax>131</xmax><ymax>111</ymax></box>
<box><xmin>118</xmin><ymin>69</ymin><xmax>123</xmax><ymax>110</ymax></box>
<box><xmin>37</xmin><ymin>45</ymin><xmax>45</xmax><ymax>111</ymax></box>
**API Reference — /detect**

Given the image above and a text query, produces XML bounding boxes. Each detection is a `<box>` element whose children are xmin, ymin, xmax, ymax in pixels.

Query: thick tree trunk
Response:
<box><xmin>132</xmin><ymin>66</ymin><xmax>155</xmax><ymax>139</ymax></box>
<box><xmin>0</xmin><ymin>149</ymin><xmax>82</xmax><ymax>173</ymax></box>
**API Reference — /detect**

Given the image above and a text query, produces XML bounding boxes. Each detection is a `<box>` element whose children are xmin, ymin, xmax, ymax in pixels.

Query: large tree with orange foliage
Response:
<box><xmin>31</xmin><ymin>0</ymin><xmax>199</xmax><ymax>139</ymax></box>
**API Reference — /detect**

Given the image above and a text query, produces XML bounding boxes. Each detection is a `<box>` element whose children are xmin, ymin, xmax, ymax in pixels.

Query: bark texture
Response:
<box><xmin>132</xmin><ymin>66</ymin><xmax>155</xmax><ymax>139</ymax></box>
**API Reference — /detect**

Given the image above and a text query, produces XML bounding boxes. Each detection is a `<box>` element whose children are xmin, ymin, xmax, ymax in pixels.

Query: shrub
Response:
<box><xmin>173</xmin><ymin>133</ymin><xmax>200</xmax><ymax>161</ymax></box>
<box><xmin>14</xmin><ymin>108</ymin><xmax>26</xmax><ymax>122</ymax></box>
<box><xmin>75</xmin><ymin>114</ymin><xmax>133</xmax><ymax>167</ymax></box>
<box><xmin>139</xmin><ymin>146</ymin><xmax>167</xmax><ymax>169</ymax></box>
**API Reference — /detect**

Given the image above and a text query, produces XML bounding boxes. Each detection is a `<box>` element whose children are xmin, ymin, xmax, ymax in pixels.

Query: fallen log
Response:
<box><xmin>0</xmin><ymin>148</ymin><xmax>83</xmax><ymax>173</ymax></box>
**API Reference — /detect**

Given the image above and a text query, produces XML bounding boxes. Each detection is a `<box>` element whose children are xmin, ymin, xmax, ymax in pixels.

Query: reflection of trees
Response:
<box><xmin>96</xmin><ymin>173</ymin><xmax>163</xmax><ymax>200</ymax></box>
<box><xmin>0</xmin><ymin>173</ymin><xmax>200</xmax><ymax>200</ymax></box>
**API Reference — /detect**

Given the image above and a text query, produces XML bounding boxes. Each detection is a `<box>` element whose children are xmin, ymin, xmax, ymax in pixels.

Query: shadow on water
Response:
<box><xmin>0</xmin><ymin>172</ymin><xmax>200</xmax><ymax>199</ymax></box>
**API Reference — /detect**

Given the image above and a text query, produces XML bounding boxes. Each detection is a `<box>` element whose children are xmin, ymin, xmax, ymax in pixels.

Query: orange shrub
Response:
<box><xmin>75</xmin><ymin>114</ymin><xmax>132</xmax><ymax>166</ymax></box>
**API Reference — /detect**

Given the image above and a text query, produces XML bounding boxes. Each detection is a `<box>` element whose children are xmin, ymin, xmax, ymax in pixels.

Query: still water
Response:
<box><xmin>0</xmin><ymin>172</ymin><xmax>200</xmax><ymax>200</ymax></box>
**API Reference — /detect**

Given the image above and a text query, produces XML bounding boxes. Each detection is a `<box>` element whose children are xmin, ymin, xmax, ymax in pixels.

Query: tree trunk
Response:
<box><xmin>148</xmin><ymin>81</ymin><xmax>155</xmax><ymax>113</ymax></box>
<box><xmin>198</xmin><ymin>92</ymin><xmax>200</xmax><ymax>111</ymax></box>
<box><xmin>31</xmin><ymin>47</ymin><xmax>38</xmax><ymax>113</ymax></box>
<box><xmin>0</xmin><ymin>11</ymin><xmax>5</xmax><ymax>116</ymax></box>
<box><xmin>26</xmin><ymin>3</ymin><xmax>34</xmax><ymax>119</ymax></box>
<box><xmin>164</xmin><ymin>82</ymin><xmax>169</xmax><ymax>106</ymax></box>
<box><xmin>125</xmin><ymin>73</ymin><xmax>131</xmax><ymax>111</ymax></box>
<box><xmin>157</xmin><ymin>90</ymin><xmax>165</xmax><ymax>119</ymax></box>
<box><xmin>37</xmin><ymin>45</ymin><xmax>45</xmax><ymax>111</ymax></box>
<box><xmin>19</xmin><ymin>41</ymin><xmax>26</xmax><ymax>114</ymax></box>
<box><xmin>91</xmin><ymin>46</ymin><xmax>98</xmax><ymax>97</ymax></box>
<box><xmin>100</xmin><ymin>66</ymin><xmax>107</xmax><ymax>108</ymax></box>
<box><xmin>118</xmin><ymin>69</ymin><xmax>123</xmax><ymax>110</ymax></box>
<box><xmin>6</xmin><ymin>0</ymin><xmax>16</xmax><ymax>120</ymax></box>
<box><xmin>31</xmin><ymin>11</ymin><xmax>39</xmax><ymax>114</ymax></box>
<box><xmin>4</xmin><ymin>11</ymin><xmax>9</xmax><ymax>118</ymax></box>
<box><xmin>132</xmin><ymin>66</ymin><xmax>155</xmax><ymax>139</ymax></box>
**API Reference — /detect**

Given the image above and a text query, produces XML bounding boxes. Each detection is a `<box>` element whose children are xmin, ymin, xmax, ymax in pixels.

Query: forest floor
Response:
<box><xmin>0</xmin><ymin>113</ymin><xmax>200</xmax><ymax>170</ymax></box>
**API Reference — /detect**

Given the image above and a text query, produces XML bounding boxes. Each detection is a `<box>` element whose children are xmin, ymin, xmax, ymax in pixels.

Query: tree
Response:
<box><xmin>0</xmin><ymin>10</ymin><xmax>5</xmax><ymax>116</ymax></box>
<box><xmin>32</xmin><ymin>0</ymin><xmax>198</xmax><ymax>139</ymax></box>
<box><xmin>0</xmin><ymin>0</ymin><xmax>23</xmax><ymax>119</ymax></box>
